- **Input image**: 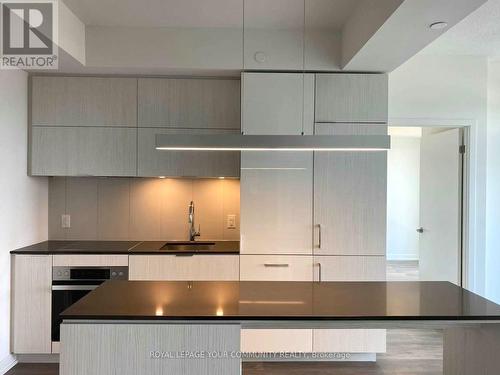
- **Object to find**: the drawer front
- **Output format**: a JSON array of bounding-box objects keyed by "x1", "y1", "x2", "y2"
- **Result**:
[
  {"x1": 241, "y1": 329, "x2": 313, "y2": 353},
  {"x1": 240, "y1": 255, "x2": 312, "y2": 281},
  {"x1": 314, "y1": 256, "x2": 386, "y2": 282},
  {"x1": 129, "y1": 255, "x2": 240, "y2": 281},
  {"x1": 53, "y1": 255, "x2": 129, "y2": 267}
]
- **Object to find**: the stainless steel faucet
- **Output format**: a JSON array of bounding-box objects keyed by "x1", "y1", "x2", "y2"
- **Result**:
[{"x1": 188, "y1": 201, "x2": 201, "y2": 241}]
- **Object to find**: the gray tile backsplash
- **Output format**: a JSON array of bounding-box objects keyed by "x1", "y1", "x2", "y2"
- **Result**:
[{"x1": 48, "y1": 177, "x2": 240, "y2": 241}]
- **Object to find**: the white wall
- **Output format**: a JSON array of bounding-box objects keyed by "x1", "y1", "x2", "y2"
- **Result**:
[
  {"x1": 486, "y1": 60, "x2": 500, "y2": 304},
  {"x1": 389, "y1": 54, "x2": 488, "y2": 295},
  {"x1": 387, "y1": 136, "x2": 421, "y2": 261},
  {"x1": 0, "y1": 71, "x2": 48, "y2": 371}
]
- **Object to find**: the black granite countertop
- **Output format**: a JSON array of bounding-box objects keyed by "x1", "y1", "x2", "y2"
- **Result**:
[
  {"x1": 61, "y1": 281, "x2": 500, "y2": 321},
  {"x1": 10, "y1": 240, "x2": 239, "y2": 255}
]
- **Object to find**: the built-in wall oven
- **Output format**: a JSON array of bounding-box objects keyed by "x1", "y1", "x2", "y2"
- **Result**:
[{"x1": 51, "y1": 266, "x2": 128, "y2": 342}]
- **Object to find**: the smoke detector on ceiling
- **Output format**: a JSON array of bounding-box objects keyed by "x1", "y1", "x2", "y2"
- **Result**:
[{"x1": 429, "y1": 22, "x2": 448, "y2": 30}]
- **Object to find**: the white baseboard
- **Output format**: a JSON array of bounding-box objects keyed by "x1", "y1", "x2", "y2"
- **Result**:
[{"x1": 0, "y1": 354, "x2": 17, "y2": 375}]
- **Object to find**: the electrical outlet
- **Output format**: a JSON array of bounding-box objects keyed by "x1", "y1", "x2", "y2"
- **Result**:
[
  {"x1": 61, "y1": 214, "x2": 71, "y2": 228},
  {"x1": 227, "y1": 214, "x2": 236, "y2": 229}
]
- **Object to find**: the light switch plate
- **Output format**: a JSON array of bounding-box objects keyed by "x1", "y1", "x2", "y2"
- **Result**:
[
  {"x1": 61, "y1": 214, "x2": 71, "y2": 228},
  {"x1": 227, "y1": 214, "x2": 236, "y2": 229}
]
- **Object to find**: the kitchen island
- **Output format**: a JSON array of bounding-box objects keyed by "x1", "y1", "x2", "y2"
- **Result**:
[{"x1": 60, "y1": 281, "x2": 500, "y2": 375}]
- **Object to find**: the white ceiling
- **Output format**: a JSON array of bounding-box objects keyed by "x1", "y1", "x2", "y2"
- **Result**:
[
  {"x1": 422, "y1": 0, "x2": 500, "y2": 58},
  {"x1": 62, "y1": 0, "x2": 361, "y2": 30}
]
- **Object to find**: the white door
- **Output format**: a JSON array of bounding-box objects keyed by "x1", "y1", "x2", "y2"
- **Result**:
[{"x1": 419, "y1": 128, "x2": 463, "y2": 284}]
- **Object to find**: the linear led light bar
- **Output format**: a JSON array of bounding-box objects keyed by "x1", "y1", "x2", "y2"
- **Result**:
[{"x1": 156, "y1": 134, "x2": 390, "y2": 151}]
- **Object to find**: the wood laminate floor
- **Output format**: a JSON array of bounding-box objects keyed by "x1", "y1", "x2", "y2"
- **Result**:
[{"x1": 6, "y1": 330, "x2": 443, "y2": 375}]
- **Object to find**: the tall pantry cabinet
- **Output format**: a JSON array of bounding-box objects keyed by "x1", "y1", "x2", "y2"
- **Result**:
[{"x1": 240, "y1": 72, "x2": 388, "y2": 354}]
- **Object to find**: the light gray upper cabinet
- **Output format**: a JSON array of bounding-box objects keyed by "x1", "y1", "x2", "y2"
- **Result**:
[
  {"x1": 242, "y1": 72, "x2": 314, "y2": 135},
  {"x1": 313, "y1": 123, "x2": 387, "y2": 256},
  {"x1": 243, "y1": 0, "x2": 304, "y2": 70},
  {"x1": 31, "y1": 77, "x2": 137, "y2": 127},
  {"x1": 31, "y1": 127, "x2": 137, "y2": 176},
  {"x1": 138, "y1": 128, "x2": 240, "y2": 178},
  {"x1": 138, "y1": 78, "x2": 240, "y2": 129},
  {"x1": 315, "y1": 74, "x2": 388, "y2": 123},
  {"x1": 30, "y1": 76, "x2": 241, "y2": 177}
]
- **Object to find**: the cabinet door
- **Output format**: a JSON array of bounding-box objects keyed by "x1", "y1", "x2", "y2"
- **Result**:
[
  {"x1": 240, "y1": 152, "x2": 313, "y2": 255},
  {"x1": 12, "y1": 255, "x2": 52, "y2": 354},
  {"x1": 31, "y1": 127, "x2": 137, "y2": 176},
  {"x1": 243, "y1": 0, "x2": 304, "y2": 70},
  {"x1": 32, "y1": 77, "x2": 137, "y2": 127},
  {"x1": 315, "y1": 74, "x2": 388, "y2": 123},
  {"x1": 314, "y1": 124, "x2": 387, "y2": 256},
  {"x1": 137, "y1": 128, "x2": 240, "y2": 177},
  {"x1": 138, "y1": 78, "x2": 240, "y2": 129},
  {"x1": 128, "y1": 255, "x2": 240, "y2": 281},
  {"x1": 242, "y1": 72, "x2": 314, "y2": 135}
]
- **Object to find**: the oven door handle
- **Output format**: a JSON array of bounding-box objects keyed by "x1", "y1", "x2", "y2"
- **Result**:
[{"x1": 51, "y1": 285, "x2": 100, "y2": 291}]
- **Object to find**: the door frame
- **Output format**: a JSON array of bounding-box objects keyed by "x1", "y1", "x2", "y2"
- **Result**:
[{"x1": 388, "y1": 118, "x2": 475, "y2": 289}]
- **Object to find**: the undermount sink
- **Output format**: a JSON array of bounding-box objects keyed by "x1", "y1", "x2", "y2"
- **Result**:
[{"x1": 160, "y1": 242, "x2": 216, "y2": 252}]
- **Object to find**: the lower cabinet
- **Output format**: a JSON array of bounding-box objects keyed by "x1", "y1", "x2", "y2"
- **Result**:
[
  {"x1": 128, "y1": 255, "x2": 240, "y2": 281},
  {"x1": 312, "y1": 255, "x2": 387, "y2": 354},
  {"x1": 239, "y1": 255, "x2": 386, "y2": 354},
  {"x1": 11, "y1": 255, "x2": 52, "y2": 354},
  {"x1": 240, "y1": 255, "x2": 313, "y2": 353}
]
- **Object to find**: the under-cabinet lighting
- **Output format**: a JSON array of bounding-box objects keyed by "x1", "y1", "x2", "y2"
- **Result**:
[
  {"x1": 239, "y1": 300, "x2": 306, "y2": 305},
  {"x1": 241, "y1": 167, "x2": 307, "y2": 171},
  {"x1": 155, "y1": 134, "x2": 390, "y2": 152}
]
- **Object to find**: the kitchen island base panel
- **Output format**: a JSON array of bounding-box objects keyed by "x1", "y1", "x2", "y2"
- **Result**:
[
  {"x1": 444, "y1": 325, "x2": 500, "y2": 375},
  {"x1": 60, "y1": 323, "x2": 240, "y2": 375},
  {"x1": 61, "y1": 322, "x2": 500, "y2": 375}
]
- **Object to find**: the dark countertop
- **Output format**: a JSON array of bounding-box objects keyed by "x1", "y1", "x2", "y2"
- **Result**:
[
  {"x1": 61, "y1": 281, "x2": 500, "y2": 321},
  {"x1": 10, "y1": 240, "x2": 239, "y2": 255}
]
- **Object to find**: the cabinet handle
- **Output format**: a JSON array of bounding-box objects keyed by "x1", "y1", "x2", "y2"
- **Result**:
[
  {"x1": 317, "y1": 224, "x2": 322, "y2": 249},
  {"x1": 264, "y1": 263, "x2": 289, "y2": 268},
  {"x1": 315, "y1": 262, "x2": 322, "y2": 282}
]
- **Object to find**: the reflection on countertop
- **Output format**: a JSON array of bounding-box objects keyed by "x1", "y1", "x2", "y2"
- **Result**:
[{"x1": 61, "y1": 280, "x2": 500, "y2": 321}]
